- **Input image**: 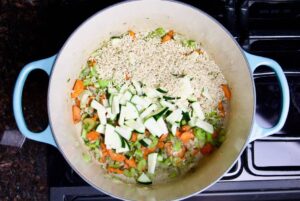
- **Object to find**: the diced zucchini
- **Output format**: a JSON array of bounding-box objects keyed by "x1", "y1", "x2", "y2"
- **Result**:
[
  {"x1": 187, "y1": 96, "x2": 197, "y2": 103},
  {"x1": 152, "y1": 107, "x2": 168, "y2": 120},
  {"x1": 125, "y1": 118, "x2": 145, "y2": 133},
  {"x1": 166, "y1": 109, "x2": 183, "y2": 124},
  {"x1": 140, "y1": 104, "x2": 158, "y2": 119},
  {"x1": 128, "y1": 85, "x2": 137, "y2": 95},
  {"x1": 195, "y1": 120, "x2": 214, "y2": 133},
  {"x1": 191, "y1": 102, "x2": 205, "y2": 120},
  {"x1": 111, "y1": 37, "x2": 121, "y2": 47},
  {"x1": 148, "y1": 153, "x2": 158, "y2": 174},
  {"x1": 124, "y1": 102, "x2": 139, "y2": 120},
  {"x1": 96, "y1": 124, "x2": 105, "y2": 134},
  {"x1": 171, "y1": 123, "x2": 178, "y2": 135},
  {"x1": 104, "y1": 124, "x2": 122, "y2": 149},
  {"x1": 156, "y1": 88, "x2": 168, "y2": 94},
  {"x1": 111, "y1": 95, "x2": 120, "y2": 115},
  {"x1": 188, "y1": 117, "x2": 198, "y2": 127},
  {"x1": 118, "y1": 105, "x2": 126, "y2": 125},
  {"x1": 91, "y1": 100, "x2": 107, "y2": 125},
  {"x1": 131, "y1": 95, "x2": 151, "y2": 109},
  {"x1": 160, "y1": 100, "x2": 176, "y2": 111},
  {"x1": 116, "y1": 138, "x2": 130, "y2": 153},
  {"x1": 115, "y1": 126, "x2": 133, "y2": 140},
  {"x1": 137, "y1": 173, "x2": 152, "y2": 185},
  {"x1": 108, "y1": 87, "x2": 118, "y2": 95},
  {"x1": 145, "y1": 88, "x2": 162, "y2": 98},
  {"x1": 120, "y1": 90, "x2": 132, "y2": 105},
  {"x1": 140, "y1": 138, "x2": 152, "y2": 147},
  {"x1": 132, "y1": 80, "x2": 143, "y2": 95},
  {"x1": 157, "y1": 117, "x2": 168, "y2": 135},
  {"x1": 144, "y1": 117, "x2": 163, "y2": 137}
]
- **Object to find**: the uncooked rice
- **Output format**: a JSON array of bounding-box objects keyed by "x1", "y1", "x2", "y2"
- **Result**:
[{"x1": 90, "y1": 31, "x2": 226, "y2": 112}]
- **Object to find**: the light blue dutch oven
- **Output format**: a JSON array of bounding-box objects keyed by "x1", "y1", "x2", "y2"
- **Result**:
[{"x1": 13, "y1": 0, "x2": 290, "y2": 200}]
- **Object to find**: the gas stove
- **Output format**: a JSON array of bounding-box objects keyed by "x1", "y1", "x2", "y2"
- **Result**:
[{"x1": 48, "y1": 0, "x2": 300, "y2": 200}]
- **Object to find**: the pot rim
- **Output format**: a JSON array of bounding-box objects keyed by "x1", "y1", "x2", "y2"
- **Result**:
[{"x1": 47, "y1": 0, "x2": 256, "y2": 200}]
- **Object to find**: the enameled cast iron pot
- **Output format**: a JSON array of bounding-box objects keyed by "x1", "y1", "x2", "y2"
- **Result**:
[{"x1": 13, "y1": 1, "x2": 290, "y2": 200}]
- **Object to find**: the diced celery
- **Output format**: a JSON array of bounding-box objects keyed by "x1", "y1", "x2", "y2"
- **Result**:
[
  {"x1": 137, "y1": 159, "x2": 147, "y2": 171},
  {"x1": 98, "y1": 79, "x2": 110, "y2": 88},
  {"x1": 182, "y1": 40, "x2": 196, "y2": 49},
  {"x1": 148, "y1": 27, "x2": 166, "y2": 38},
  {"x1": 194, "y1": 128, "x2": 206, "y2": 142},
  {"x1": 173, "y1": 140, "x2": 182, "y2": 152}
]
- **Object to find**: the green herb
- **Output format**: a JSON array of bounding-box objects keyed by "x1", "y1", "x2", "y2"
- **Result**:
[
  {"x1": 182, "y1": 39, "x2": 196, "y2": 49},
  {"x1": 82, "y1": 152, "x2": 91, "y2": 163},
  {"x1": 98, "y1": 79, "x2": 110, "y2": 89},
  {"x1": 148, "y1": 27, "x2": 166, "y2": 38},
  {"x1": 156, "y1": 88, "x2": 168, "y2": 94}
]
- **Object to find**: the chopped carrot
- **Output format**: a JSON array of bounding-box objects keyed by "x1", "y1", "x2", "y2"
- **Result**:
[
  {"x1": 72, "y1": 105, "x2": 81, "y2": 124},
  {"x1": 125, "y1": 71, "x2": 131, "y2": 80},
  {"x1": 201, "y1": 143, "x2": 214, "y2": 155},
  {"x1": 167, "y1": 30, "x2": 174, "y2": 38},
  {"x1": 159, "y1": 134, "x2": 168, "y2": 142},
  {"x1": 175, "y1": 130, "x2": 181, "y2": 138},
  {"x1": 92, "y1": 114, "x2": 98, "y2": 121},
  {"x1": 142, "y1": 146, "x2": 156, "y2": 158},
  {"x1": 71, "y1": 80, "x2": 84, "y2": 98},
  {"x1": 75, "y1": 98, "x2": 80, "y2": 107},
  {"x1": 125, "y1": 158, "x2": 137, "y2": 168},
  {"x1": 108, "y1": 150, "x2": 126, "y2": 162},
  {"x1": 221, "y1": 84, "x2": 231, "y2": 100},
  {"x1": 128, "y1": 30, "x2": 136, "y2": 40},
  {"x1": 180, "y1": 131, "x2": 194, "y2": 144},
  {"x1": 161, "y1": 34, "x2": 172, "y2": 43},
  {"x1": 131, "y1": 132, "x2": 138, "y2": 142},
  {"x1": 107, "y1": 167, "x2": 123, "y2": 174},
  {"x1": 99, "y1": 94, "x2": 106, "y2": 105},
  {"x1": 193, "y1": 148, "x2": 200, "y2": 156},
  {"x1": 218, "y1": 101, "x2": 225, "y2": 117},
  {"x1": 157, "y1": 141, "x2": 164, "y2": 149},
  {"x1": 164, "y1": 142, "x2": 173, "y2": 156},
  {"x1": 86, "y1": 131, "x2": 100, "y2": 141},
  {"x1": 181, "y1": 125, "x2": 191, "y2": 132}
]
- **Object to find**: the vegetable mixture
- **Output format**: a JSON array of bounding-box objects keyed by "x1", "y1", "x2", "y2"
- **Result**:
[{"x1": 71, "y1": 28, "x2": 231, "y2": 184}]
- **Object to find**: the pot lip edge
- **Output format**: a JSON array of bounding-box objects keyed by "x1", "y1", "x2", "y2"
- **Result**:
[{"x1": 46, "y1": 0, "x2": 256, "y2": 200}]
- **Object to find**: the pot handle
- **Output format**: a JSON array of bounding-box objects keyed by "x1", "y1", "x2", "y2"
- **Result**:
[
  {"x1": 244, "y1": 52, "x2": 290, "y2": 142},
  {"x1": 13, "y1": 56, "x2": 57, "y2": 147}
]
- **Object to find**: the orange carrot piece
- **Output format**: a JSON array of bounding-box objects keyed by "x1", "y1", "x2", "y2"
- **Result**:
[
  {"x1": 159, "y1": 134, "x2": 168, "y2": 142},
  {"x1": 180, "y1": 131, "x2": 194, "y2": 144},
  {"x1": 201, "y1": 143, "x2": 214, "y2": 155},
  {"x1": 75, "y1": 98, "x2": 80, "y2": 107},
  {"x1": 218, "y1": 101, "x2": 225, "y2": 117},
  {"x1": 72, "y1": 105, "x2": 81, "y2": 124},
  {"x1": 125, "y1": 158, "x2": 137, "y2": 168},
  {"x1": 107, "y1": 167, "x2": 124, "y2": 174},
  {"x1": 167, "y1": 30, "x2": 174, "y2": 38},
  {"x1": 176, "y1": 147, "x2": 186, "y2": 158},
  {"x1": 86, "y1": 131, "x2": 100, "y2": 141},
  {"x1": 195, "y1": 49, "x2": 204, "y2": 54},
  {"x1": 87, "y1": 58, "x2": 97, "y2": 67},
  {"x1": 131, "y1": 132, "x2": 138, "y2": 142},
  {"x1": 71, "y1": 80, "x2": 84, "y2": 98},
  {"x1": 161, "y1": 34, "x2": 172, "y2": 43},
  {"x1": 125, "y1": 71, "x2": 131, "y2": 80},
  {"x1": 142, "y1": 146, "x2": 156, "y2": 158},
  {"x1": 176, "y1": 130, "x2": 181, "y2": 138},
  {"x1": 221, "y1": 84, "x2": 231, "y2": 100},
  {"x1": 157, "y1": 141, "x2": 164, "y2": 149},
  {"x1": 108, "y1": 150, "x2": 126, "y2": 162},
  {"x1": 181, "y1": 125, "x2": 191, "y2": 132},
  {"x1": 128, "y1": 30, "x2": 136, "y2": 40}
]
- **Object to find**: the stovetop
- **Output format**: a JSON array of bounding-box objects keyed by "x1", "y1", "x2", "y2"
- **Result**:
[{"x1": 47, "y1": 0, "x2": 300, "y2": 200}]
